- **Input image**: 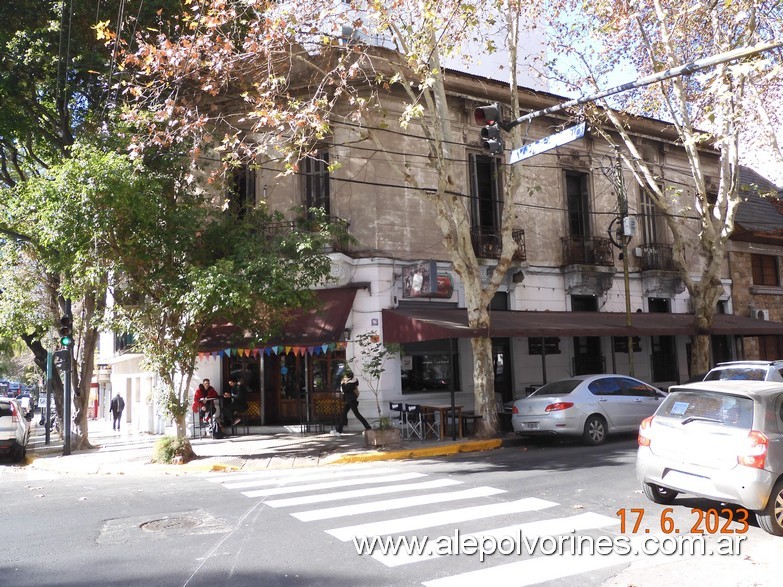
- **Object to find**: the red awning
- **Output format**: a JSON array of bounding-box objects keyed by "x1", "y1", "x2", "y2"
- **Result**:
[
  {"x1": 382, "y1": 307, "x2": 783, "y2": 343},
  {"x1": 201, "y1": 287, "x2": 359, "y2": 350}
]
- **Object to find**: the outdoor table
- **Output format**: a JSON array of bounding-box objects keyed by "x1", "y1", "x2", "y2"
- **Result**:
[{"x1": 418, "y1": 403, "x2": 462, "y2": 440}]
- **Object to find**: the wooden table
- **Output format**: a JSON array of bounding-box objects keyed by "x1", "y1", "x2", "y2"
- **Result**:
[{"x1": 419, "y1": 403, "x2": 463, "y2": 439}]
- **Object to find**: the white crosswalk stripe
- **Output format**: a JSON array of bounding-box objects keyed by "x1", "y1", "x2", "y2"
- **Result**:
[
  {"x1": 266, "y1": 478, "x2": 463, "y2": 508},
  {"x1": 421, "y1": 550, "x2": 630, "y2": 587},
  {"x1": 241, "y1": 472, "x2": 427, "y2": 498},
  {"x1": 326, "y1": 497, "x2": 558, "y2": 542},
  {"x1": 211, "y1": 467, "x2": 403, "y2": 490},
  {"x1": 292, "y1": 486, "x2": 506, "y2": 521}
]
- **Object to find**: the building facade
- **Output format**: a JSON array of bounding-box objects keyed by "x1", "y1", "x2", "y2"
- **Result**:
[{"x1": 96, "y1": 66, "x2": 783, "y2": 434}]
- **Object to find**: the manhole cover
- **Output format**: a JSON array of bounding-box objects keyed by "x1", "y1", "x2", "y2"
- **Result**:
[{"x1": 140, "y1": 516, "x2": 202, "y2": 533}]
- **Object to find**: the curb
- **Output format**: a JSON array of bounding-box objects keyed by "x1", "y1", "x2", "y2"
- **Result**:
[{"x1": 309, "y1": 438, "x2": 503, "y2": 464}]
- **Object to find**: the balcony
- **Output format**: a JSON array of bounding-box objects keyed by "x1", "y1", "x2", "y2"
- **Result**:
[
  {"x1": 561, "y1": 236, "x2": 614, "y2": 267},
  {"x1": 470, "y1": 228, "x2": 526, "y2": 261},
  {"x1": 638, "y1": 242, "x2": 684, "y2": 297},
  {"x1": 561, "y1": 236, "x2": 616, "y2": 296},
  {"x1": 638, "y1": 243, "x2": 676, "y2": 271}
]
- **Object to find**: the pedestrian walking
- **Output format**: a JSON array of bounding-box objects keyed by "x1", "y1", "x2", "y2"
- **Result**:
[
  {"x1": 109, "y1": 392, "x2": 125, "y2": 431},
  {"x1": 331, "y1": 369, "x2": 371, "y2": 436}
]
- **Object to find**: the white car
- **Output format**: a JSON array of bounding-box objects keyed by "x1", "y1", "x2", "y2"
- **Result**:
[
  {"x1": 0, "y1": 397, "x2": 33, "y2": 463},
  {"x1": 637, "y1": 380, "x2": 783, "y2": 536},
  {"x1": 703, "y1": 360, "x2": 783, "y2": 383},
  {"x1": 512, "y1": 374, "x2": 666, "y2": 445}
]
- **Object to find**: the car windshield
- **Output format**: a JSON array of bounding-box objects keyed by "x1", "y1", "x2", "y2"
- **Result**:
[
  {"x1": 704, "y1": 367, "x2": 766, "y2": 381},
  {"x1": 530, "y1": 380, "x2": 581, "y2": 397},
  {"x1": 658, "y1": 391, "x2": 754, "y2": 429}
]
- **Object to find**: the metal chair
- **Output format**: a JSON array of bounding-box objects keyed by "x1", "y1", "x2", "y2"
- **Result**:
[
  {"x1": 422, "y1": 408, "x2": 441, "y2": 440},
  {"x1": 389, "y1": 401, "x2": 405, "y2": 431},
  {"x1": 403, "y1": 404, "x2": 425, "y2": 440}
]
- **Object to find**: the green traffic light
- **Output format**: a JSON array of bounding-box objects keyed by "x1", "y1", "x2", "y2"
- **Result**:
[{"x1": 60, "y1": 335, "x2": 73, "y2": 346}]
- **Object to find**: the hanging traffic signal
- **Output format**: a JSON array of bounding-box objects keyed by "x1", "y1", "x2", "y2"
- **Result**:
[
  {"x1": 59, "y1": 314, "x2": 73, "y2": 346},
  {"x1": 474, "y1": 104, "x2": 504, "y2": 154}
]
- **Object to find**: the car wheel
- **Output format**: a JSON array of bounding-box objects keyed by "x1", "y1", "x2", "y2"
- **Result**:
[
  {"x1": 10, "y1": 444, "x2": 25, "y2": 464},
  {"x1": 582, "y1": 415, "x2": 607, "y2": 445},
  {"x1": 757, "y1": 479, "x2": 783, "y2": 536},
  {"x1": 642, "y1": 482, "x2": 679, "y2": 505}
]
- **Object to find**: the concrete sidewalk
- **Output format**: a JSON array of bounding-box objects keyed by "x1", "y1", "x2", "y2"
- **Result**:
[{"x1": 24, "y1": 417, "x2": 514, "y2": 475}]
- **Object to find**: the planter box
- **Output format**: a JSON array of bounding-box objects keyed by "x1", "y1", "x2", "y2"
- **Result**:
[{"x1": 364, "y1": 427, "x2": 402, "y2": 447}]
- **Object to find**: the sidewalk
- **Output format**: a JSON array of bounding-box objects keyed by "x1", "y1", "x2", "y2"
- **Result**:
[{"x1": 24, "y1": 417, "x2": 515, "y2": 475}]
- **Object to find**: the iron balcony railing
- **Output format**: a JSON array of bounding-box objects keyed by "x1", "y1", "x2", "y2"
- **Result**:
[
  {"x1": 639, "y1": 243, "x2": 677, "y2": 271},
  {"x1": 561, "y1": 236, "x2": 614, "y2": 267},
  {"x1": 471, "y1": 228, "x2": 526, "y2": 261}
]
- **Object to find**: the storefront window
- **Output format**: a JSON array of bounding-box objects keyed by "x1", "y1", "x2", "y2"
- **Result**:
[{"x1": 400, "y1": 339, "x2": 459, "y2": 394}]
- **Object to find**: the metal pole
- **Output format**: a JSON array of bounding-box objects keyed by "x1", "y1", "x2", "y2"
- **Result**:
[
  {"x1": 63, "y1": 299, "x2": 71, "y2": 456},
  {"x1": 449, "y1": 338, "x2": 456, "y2": 441},
  {"x1": 614, "y1": 151, "x2": 636, "y2": 378},
  {"x1": 45, "y1": 351, "x2": 52, "y2": 445},
  {"x1": 502, "y1": 41, "x2": 783, "y2": 130}
]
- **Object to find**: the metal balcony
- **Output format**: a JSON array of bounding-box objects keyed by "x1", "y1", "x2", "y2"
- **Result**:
[
  {"x1": 471, "y1": 228, "x2": 526, "y2": 261},
  {"x1": 639, "y1": 243, "x2": 676, "y2": 271},
  {"x1": 561, "y1": 236, "x2": 614, "y2": 267}
]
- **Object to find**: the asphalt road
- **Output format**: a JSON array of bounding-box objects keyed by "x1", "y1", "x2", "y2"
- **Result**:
[{"x1": 1, "y1": 433, "x2": 781, "y2": 586}]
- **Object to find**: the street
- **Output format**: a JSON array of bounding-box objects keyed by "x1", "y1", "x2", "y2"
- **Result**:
[{"x1": 2, "y1": 434, "x2": 781, "y2": 586}]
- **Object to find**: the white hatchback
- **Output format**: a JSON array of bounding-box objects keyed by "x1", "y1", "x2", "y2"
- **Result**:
[{"x1": 637, "y1": 381, "x2": 783, "y2": 536}]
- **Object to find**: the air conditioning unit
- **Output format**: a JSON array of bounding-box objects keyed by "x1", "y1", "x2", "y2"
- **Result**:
[{"x1": 752, "y1": 308, "x2": 770, "y2": 320}]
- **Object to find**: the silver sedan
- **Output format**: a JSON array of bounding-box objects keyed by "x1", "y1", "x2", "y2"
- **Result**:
[{"x1": 511, "y1": 374, "x2": 666, "y2": 445}]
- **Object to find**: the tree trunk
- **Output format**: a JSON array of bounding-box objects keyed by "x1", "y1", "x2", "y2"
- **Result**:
[
  {"x1": 471, "y1": 336, "x2": 499, "y2": 437},
  {"x1": 175, "y1": 412, "x2": 189, "y2": 439}
]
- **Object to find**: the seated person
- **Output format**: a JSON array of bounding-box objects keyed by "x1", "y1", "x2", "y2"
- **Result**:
[
  {"x1": 225, "y1": 377, "x2": 249, "y2": 427},
  {"x1": 192, "y1": 380, "x2": 219, "y2": 424}
]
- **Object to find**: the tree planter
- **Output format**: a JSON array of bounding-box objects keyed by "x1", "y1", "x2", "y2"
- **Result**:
[{"x1": 364, "y1": 427, "x2": 402, "y2": 447}]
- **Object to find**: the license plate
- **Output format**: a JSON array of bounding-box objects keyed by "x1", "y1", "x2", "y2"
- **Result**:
[{"x1": 522, "y1": 422, "x2": 539, "y2": 430}]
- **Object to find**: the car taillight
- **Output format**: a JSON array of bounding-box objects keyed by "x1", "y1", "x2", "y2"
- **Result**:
[
  {"x1": 10, "y1": 403, "x2": 19, "y2": 423},
  {"x1": 738, "y1": 430, "x2": 768, "y2": 469},
  {"x1": 545, "y1": 402, "x2": 574, "y2": 412},
  {"x1": 638, "y1": 416, "x2": 654, "y2": 447},
  {"x1": 512, "y1": 405, "x2": 518, "y2": 414}
]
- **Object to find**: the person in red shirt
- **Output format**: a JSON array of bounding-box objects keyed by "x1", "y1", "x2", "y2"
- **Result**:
[{"x1": 193, "y1": 379, "x2": 219, "y2": 423}]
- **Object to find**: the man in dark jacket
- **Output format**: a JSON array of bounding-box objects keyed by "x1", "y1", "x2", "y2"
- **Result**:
[{"x1": 109, "y1": 392, "x2": 125, "y2": 431}]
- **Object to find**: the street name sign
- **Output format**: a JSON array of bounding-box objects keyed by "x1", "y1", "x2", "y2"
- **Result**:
[{"x1": 509, "y1": 122, "x2": 587, "y2": 164}]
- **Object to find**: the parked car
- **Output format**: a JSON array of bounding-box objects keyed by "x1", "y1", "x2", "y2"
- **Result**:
[
  {"x1": 511, "y1": 374, "x2": 666, "y2": 445},
  {"x1": 702, "y1": 360, "x2": 783, "y2": 383},
  {"x1": 636, "y1": 380, "x2": 783, "y2": 536},
  {"x1": 0, "y1": 397, "x2": 33, "y2": 463}
]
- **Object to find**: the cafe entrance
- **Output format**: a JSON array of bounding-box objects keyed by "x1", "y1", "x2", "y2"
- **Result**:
[{"x1": 263, "y1": 349, "x2": 347, "y2": 424}]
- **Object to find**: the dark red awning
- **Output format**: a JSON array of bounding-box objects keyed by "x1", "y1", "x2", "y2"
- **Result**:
[
  {"x1": 201, "y1": 287, "x2": 359, "y2": 350},
  {"x1": 382, "y1": 307, "x2": 783, "y2": 343}
]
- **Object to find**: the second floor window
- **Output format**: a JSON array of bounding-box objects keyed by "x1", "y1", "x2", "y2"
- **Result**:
[
  {"x1": 565, "y1": 171, "x2": 590, "y2": 237},
  {"x1": 469, "y1": 153, "x2": 502, "y2": 234},
  {"x1": 301, "y1": 150, "x2": 331, "y2": 216},
  {"x1": 228, "y1": 166, "x2": 256, "y2": 219},
  {"x1": 640, "y1": 186, "x2": 666, "y2": 244},
  {"x1": 752, "y1": 254, "x2": 779, "y2": 286}
]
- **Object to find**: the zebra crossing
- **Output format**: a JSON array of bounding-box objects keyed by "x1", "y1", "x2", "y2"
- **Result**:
[{"x1": 204, "y1": 465, "x2": 628, "y2": 586}]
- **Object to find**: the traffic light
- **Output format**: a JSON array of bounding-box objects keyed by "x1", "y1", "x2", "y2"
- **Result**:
[
  {"x1": 474, "y1": 104, "x2": 504, "y2": 154},
  {"x1": 59, "y1": 314, "x2": 73, "y2": 347}
]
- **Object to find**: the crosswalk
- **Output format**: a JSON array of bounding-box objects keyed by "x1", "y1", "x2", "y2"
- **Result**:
[{"x1": 204, "y1": 465, "x2": 627, "y2": 586}]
